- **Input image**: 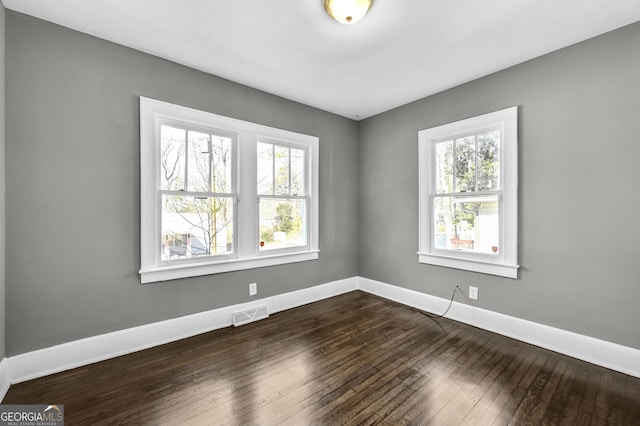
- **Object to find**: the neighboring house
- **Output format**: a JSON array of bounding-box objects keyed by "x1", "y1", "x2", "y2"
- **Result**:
[{"x1": 161, "y1": 213, "x2": 230, "y2": 259}]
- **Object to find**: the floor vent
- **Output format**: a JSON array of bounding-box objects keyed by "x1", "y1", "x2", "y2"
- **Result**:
[{"x1": 232, "y1": 305, "x2": 269, "y2": 327}]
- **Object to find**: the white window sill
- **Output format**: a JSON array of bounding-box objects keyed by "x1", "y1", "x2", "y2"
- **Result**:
[
  {"x1": 140, "y1": 250, "x2": 319, "y2": 284},
  {"x1": 417, "y1": 252, "x2": 519, "y2": 279}
]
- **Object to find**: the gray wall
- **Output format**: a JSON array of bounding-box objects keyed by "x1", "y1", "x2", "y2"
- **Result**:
[
  {"x1": 359, "y1": 21, "x2": 640, "y2": 349},
  {"x1": 5, "y1": 12, "x2": 360, "y2": 355},
  {"x1": 0, "y1": 2, "x2": 6, "y2": 359}
]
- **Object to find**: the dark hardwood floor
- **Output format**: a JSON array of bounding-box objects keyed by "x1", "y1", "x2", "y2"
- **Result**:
[{"x1": 4, "y1": 291, "x2": 640, "y2": 425}]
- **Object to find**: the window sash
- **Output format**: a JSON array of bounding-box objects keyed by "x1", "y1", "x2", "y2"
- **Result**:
[
  {"x1": 257, "y1": 195, "x2": 310, "y2": 254},
  {"x1": 430, "y1": 192, "x2": 502, "y2": 256},
  {"x1": 159, "y1": 194, "x2": 237, "y2": 265},
  {"x1": 433, "y1": 126, "x2": 501, "y2": 195},
  {"x1": 257, "y1": 138, "x2": 309, "y2": 197}
]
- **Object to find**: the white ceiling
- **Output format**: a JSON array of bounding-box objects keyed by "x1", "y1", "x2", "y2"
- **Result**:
[{"x1": 5, "y1": 0, "x2": 640, "y2": 120}]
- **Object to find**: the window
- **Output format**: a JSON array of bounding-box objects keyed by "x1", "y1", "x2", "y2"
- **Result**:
[
  {"x1": 159, "y1": 123, "x2": 236, "y2": 262},
  {"x1": 140, "y1": 97, "x2": 319, "y2": 283},
  {"x1": 257, "y1": 141, "x2": 309, "y2": 252},
  {"x1": 418, "y1": 107, "x2": 518, "y2": 278}
]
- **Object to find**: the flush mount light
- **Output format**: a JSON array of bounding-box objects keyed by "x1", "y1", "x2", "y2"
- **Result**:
[{"x1": 324, "y1": 0, "x2": 374, "y2": 25}]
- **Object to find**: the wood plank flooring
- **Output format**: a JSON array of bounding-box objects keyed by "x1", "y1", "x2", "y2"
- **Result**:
[{"x1": 4, "y1": 291, "x2": 640, "y2": 425}]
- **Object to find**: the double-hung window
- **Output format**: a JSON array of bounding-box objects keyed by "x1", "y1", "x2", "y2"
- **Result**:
[
  {"x1": 158, "y1": 122, "x2": 236, "y2": 262},
  {"x1": 257, "y1": 140, "x2": 309, "y2": 253},
  {"x1": 418, "y1": 107, "x2": 519, "y2": 278},
  {"x1": 140, "y1": 97, "x2": 319, "y2": 283}
]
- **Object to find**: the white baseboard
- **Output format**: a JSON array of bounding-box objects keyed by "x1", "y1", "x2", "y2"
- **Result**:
[
  {"x1": 7, "y1": 277, "x2": 357, "y2": 385},
  {"x1": 3, "y1": 274, "x2": 638, "y2": 394},
  {"x1": 0, "y1": 358, "x2": 10, "y2": 401},
  {"x1": 357, "y1": 277, "x2": 640, "y2": 378}
]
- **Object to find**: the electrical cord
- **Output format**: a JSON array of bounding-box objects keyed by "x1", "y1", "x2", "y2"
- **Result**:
[{"x1": 414, "y1": 285, "x2": 464, "y2": 319}]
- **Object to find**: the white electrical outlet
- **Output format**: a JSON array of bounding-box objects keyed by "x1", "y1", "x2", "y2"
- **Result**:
[
  {"x1": 249, "y1": 283, "x2": 257, "y2": 296},
  {"x1": 469, "y1": 286, "x2": 478, "y2": 300}
]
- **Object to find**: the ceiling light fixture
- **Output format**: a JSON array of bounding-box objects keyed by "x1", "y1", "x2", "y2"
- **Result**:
[{"x1": 324, "y1": 0, "x2": 374, "y2": 25}]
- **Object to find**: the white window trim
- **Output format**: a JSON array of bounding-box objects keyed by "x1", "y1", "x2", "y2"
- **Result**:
[
  {"x1": 140, "y1": 97, "x2": 319, "y2": 283},
  {"x1": 418, "y1": 106, "x2": 519, "y2": 279}
]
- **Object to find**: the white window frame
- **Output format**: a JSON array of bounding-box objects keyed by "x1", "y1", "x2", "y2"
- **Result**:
[
  {"x1": 140, "y1": 97, "x2": 319, "y2": 283},
  {"x1": 418, "y1": 106, "x2": 519, "y2": 279}
]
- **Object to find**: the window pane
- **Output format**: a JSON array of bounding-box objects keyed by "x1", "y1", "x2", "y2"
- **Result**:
[
  {"x1": 257, "y1": 142, "x2": 273, "y2": 195},
  {"x1": 291, "y1": 148, "x2": 305, "y2": 196},
  {"x1": 477, "y1": 130, "x2": 500, "y2": 191},
  {"x1": 212, "y1": 135, "x2": 233, "y2": 193},
  {"x1": 455, "y1": 135, "x2": 476, "y2": 192},
  {"x1": 187, "y1": 131, "x2": 210, "y2": 192},
  {"x1": 160, "y1": 125, "x2": 186, "y2": 190},
  {"x1": 162, "y1": 195, "x2": 234, "y2": 260},
  {"x1": 433, "y1": 195, "x2": 499, "y2": 253},
  {"x1": 259, "y1": 198, "x2": 307, "y2": 251},
  {"x1": 435, "y1": 140, "x2": 453, "y2": 194},
  {"x1": 274, "y1": 146, "x2": 290, "y2": 195}
]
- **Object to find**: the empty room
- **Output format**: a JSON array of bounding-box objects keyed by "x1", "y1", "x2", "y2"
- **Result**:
[{"x1": 0, "y1": 0, "x2": 639, "y2": 424}]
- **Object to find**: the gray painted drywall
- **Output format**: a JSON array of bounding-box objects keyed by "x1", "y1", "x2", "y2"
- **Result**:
[
  {"x1": 5, "y1": 12, "x2": 360, "y2": 355},
  {"x1": 359, "y1": 21, "x2": 640, "y2": 349},
  {"x1": 0, "y1": 2, "x2": 6, "y2": 359}
]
